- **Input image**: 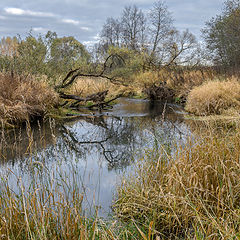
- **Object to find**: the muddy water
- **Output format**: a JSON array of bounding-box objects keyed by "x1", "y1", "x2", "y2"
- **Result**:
[{"x1": 0, "y1": 98, "x2": 191, "y2": 217}]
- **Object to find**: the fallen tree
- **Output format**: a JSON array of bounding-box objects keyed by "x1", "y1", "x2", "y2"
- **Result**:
[
  {"x1": 56, "y1": 54, "x2": 125, "y2": 111},
  {"x1": 59, "y1": 90, "x2": 122, "y2": 110}
]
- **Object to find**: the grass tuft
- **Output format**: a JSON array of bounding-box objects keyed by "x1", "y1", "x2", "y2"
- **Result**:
[
  {"x1": 114, "y1": 126, "x2": 240, "y2": 239},
  {"x1": 0, "y1": 73, "x2": 58, "y2": 125},
  {"x1": 185, "y1": 78, "x2": 240, "y2": 116}
]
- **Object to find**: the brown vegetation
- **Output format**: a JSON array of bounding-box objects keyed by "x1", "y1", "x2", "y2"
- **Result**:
[
  {"x1": 185, "y1": 78, "x2": 240, "y2": 116},
  {"x1": 69, "y1": 69, "x2": 215, "y2": 103},
  {"x1": 114, "y1": 126, "x2": 240, "y2": 239},
  {"x1": 0, "y1": 73, "x2": 58, "y2": 125}
]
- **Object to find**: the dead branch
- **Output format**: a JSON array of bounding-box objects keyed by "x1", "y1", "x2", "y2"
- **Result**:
[
  {"x1": 55, "y1": 54, "x2": 127, "y2": 90},
  {"x1": 59, "y1": 90, "x2": 123, "y2": 111},
  {"x1": 87, "y1": 94, "x2": 123, "y2": 109},
  {"x1": 56, "y1": 54, "x2": 126, "y2": 112}
]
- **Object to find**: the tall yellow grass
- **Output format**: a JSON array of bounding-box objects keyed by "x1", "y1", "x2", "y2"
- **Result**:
[
  {"x1": 185, "y1": 78, "x2": 240, "y2": 116},
  {"x1": 70, "y1": 77, "x2": 142, "y2": 98},
  {"x1": 0, "y1": 73, "x2": 58, "y2": 125},
  {"x1": 114, "y1": 126, "x2": 240, "y2": 239},
  {"x1": 70, "y1": 69, "x2": 214, "y2": 101}
]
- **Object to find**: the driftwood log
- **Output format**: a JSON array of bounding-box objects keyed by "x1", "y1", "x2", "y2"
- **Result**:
[{"x1": 59, "y1": 90, "x2": 122, "y2": 110}]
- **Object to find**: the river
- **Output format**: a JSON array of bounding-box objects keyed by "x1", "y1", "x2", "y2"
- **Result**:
[{"x1": 0, "y1": 98, "x2": 192, "y2": 217}]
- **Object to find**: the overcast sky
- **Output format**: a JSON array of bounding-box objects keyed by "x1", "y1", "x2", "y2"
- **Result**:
[{"x1": 0, "y1": 0, "x2": 224, "y2": 46}]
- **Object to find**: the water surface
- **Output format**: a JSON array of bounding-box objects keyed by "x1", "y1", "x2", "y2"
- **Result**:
[{"x1": 0, "y1": 98, "x2": 191, "y2": 216}]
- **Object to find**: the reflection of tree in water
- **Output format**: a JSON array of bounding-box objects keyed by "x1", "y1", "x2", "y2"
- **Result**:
[
  {"x1": 57, "y1": 116, "x2": 139, "y2": 171},
  {"x1": 0, "y1": 120, "x2": 57, "y2": 165},
  {"x1": 55, "y1": 105, "x2": 189, "y2": 170},
  {"x1": 0, "y1": 102, "x2": 190, "y2": 171}
]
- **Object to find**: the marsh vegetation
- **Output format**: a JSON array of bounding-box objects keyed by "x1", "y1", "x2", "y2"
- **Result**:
[{"x1": 0, "y1": 0, "x2": 240, "y2": 239}]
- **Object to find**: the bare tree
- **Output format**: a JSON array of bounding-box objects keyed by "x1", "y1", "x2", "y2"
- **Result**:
[
  {"x1": 97, "y1": 1, "x2": 199, "y2": 70},
  {"x1": 121, "y1": 5, "x2": 146, "y2": 50},
  {"x1": 149, "y1": 1, "x2": 174, "y2": 56},
  {"x1": 166, "y1": 30, "x2": 198, "y2": 66},
  {"x1": 100, "y1": 17, "x2": 121, "y2": 47},
  {"x1": 0, "y1": 36, "x2": 18, "y2": 57}
]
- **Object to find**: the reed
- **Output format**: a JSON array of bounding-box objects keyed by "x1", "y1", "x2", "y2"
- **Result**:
[
  {"x1": 114, "y1": 124, "x2": 240, "y2": 239},
  {"x1": 0, "y1": 150, "x2": 118, "y2": 239},
  {"x1": 0, "y1": 73, "x2": 58, "y2": 126}
]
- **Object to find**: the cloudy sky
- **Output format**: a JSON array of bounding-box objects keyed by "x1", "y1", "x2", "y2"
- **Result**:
[{"x1": 0, "y1": 0, "x2": 224, "y2": 46}]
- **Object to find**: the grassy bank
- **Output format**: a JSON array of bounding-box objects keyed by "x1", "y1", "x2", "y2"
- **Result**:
[
  {"x1": 0, "y1": 73, "x2": 58, "y2": 127},
  {"x1": 69, "y1": 68, "x2": 215, "y2": 101},
  {"x1": 185, "y1": 77, "x2": 240, "y2": 116},
  {"x1": 0, "y1": 121, "x2": 240, "y2": 239},
  {"x1": 114, "y1": 125, "x2": 240, "y2": 239}
]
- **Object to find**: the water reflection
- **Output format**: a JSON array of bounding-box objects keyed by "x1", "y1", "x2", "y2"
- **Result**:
[{"x1": 0, "y1": 98, "x2": 191, "y2": 216}]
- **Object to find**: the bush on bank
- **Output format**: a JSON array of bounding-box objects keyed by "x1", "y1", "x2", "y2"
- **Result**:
[{"x1": 185, "y1": 78, "x2": 240, "y2": 116}]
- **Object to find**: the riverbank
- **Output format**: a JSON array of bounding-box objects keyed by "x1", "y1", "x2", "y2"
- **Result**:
[
  {"x1": 0, "y1": 73, "x2": 58, "y2": 128},
  {"x1": 1, "y1": 69, "x2": 240, "y2": 128},
  {"x1": 0, "y1": 116, "x2": 239, "y2": 239}
]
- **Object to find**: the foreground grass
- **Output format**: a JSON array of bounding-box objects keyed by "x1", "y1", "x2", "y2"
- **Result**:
[
  {"x1": 114, "y1": 125, "x2": 240, "y2": 239},
  {"x1": 0, "y1": 163, "x2": 154, "y2": 240},
  {"x1": 1, "y1": 121, "x2": 240, "y2": 239}
]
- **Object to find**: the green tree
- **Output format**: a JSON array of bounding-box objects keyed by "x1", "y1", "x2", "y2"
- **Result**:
[
  {"x1": 17, "y1": 35, "x2": 47, "y2": 74},
  {"x1": 202, "y1": 0, "x2": 240, "y2": 68},
  {"x1": 48, "y1": 36, "x2": 90, "y2": 75}
]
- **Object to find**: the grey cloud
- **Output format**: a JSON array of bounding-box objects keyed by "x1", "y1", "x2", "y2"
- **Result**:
[{"x1": 0, "y1": 0, "x2": 224, "y2": 45}]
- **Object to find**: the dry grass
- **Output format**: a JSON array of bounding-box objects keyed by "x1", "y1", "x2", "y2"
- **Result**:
[
  {"x1": 70, "y1": 77, "x2": 142, "y2": 98},
  {"x1": 133, "y1": 71, "x2": 162, "y2": 87},
  {"x1": 114, "y1": 125, "x2": 240, "y2": 239},
  {"x1": 167, "y1": 69, "x2": 215, "y2": 96},
  {"x1": 0, "y1": 166, "x2": 117, "y2": 240},
  {"x1": 132, "y1": 69, "x2": 215, "y2": 100},
  {"x1": 0, "y1": 73, "x2": 58, "y2": 125},
  {"x1": 70, "y1": 69, "x2": 214, "y2": 101},
  {"x1": 185, "y1": 78, "x2": 240, "y2": 116}
]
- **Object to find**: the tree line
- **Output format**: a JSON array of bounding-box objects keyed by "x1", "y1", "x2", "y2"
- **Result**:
[
  {"x1": 97, "y1": 1, "x2": 199, "y2": 70},
  {"x1": 0, "y1": 31, "x2": 90, "y2": 80},
  {"x1": 0, "y1": 0, "x2": 239, "y2": 79}
]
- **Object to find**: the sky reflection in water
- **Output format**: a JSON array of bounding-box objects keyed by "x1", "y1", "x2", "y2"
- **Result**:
[{"x1": 0, "y1": 99, "x2": 191, "y2": 217}]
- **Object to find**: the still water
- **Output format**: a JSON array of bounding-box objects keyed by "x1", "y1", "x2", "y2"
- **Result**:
[{"x1": 0, "y1": 98, "x2": 191, "y2": 217}]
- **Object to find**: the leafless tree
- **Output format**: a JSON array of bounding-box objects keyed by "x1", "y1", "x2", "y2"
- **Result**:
[
  {"x1": 98, "y1": 1, "x2": 199, "y2": 70},
  {"x1": 100, "y1": 17, "x2": 121, "y2": 47},
  {"x1": 148, "y1": 1, "x2": 174, "y2": 56},
  {"x1": 121, "y1": 5, "x2": 146, "y2": 50},
  {"x1": 166, "y1": 30, "x2": 198, "y2": 66}
]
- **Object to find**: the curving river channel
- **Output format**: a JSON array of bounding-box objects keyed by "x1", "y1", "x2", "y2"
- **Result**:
[{"x1": 0, "y1": 98, "x2": 192, "y2": 217}]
